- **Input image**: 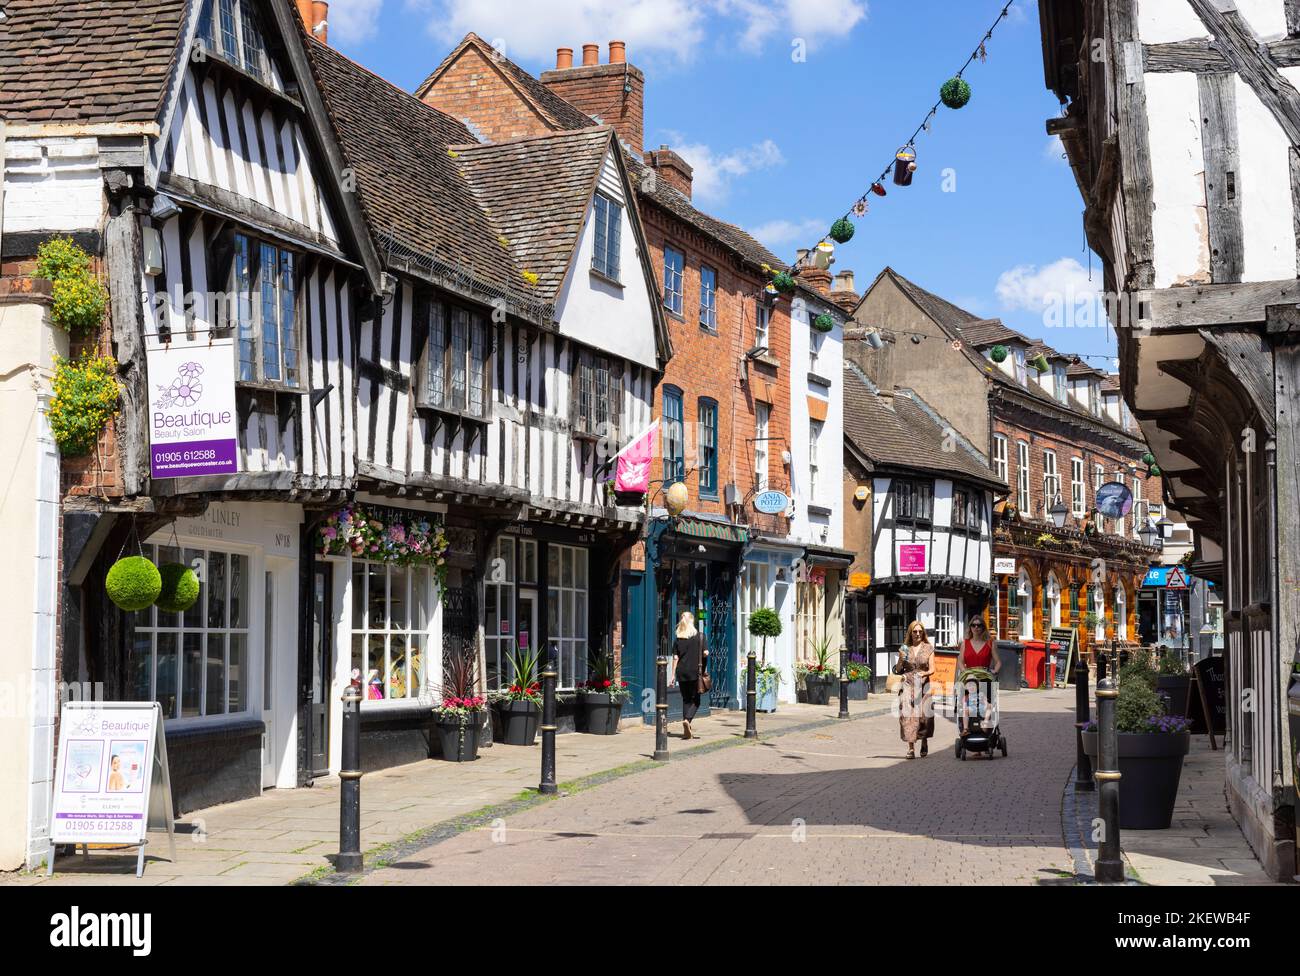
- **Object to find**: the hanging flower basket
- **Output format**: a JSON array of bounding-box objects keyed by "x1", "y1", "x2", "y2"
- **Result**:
[
  {"x1": 990, "y1": 344, "x2": 1008, "y2": 363},
  {"x1": 106, "y1": 556, "x2": 163, "y2": 612},
  {"x1": 940, "y1": 77, "x2": 972, "y2": 109},
  {"x1": 828, "y1": 217, "x2": 855, "y2": 244},
  {"x1": 1141, "y1": 452, "x2": 1156, "y2": 466},
  {"x1": 156, "y1": 563, "x2": 200, "y2": 613},
  {"x1": 771, "y1": 271, "x2": 796, "y2": 294},
  {"x1": 812, "y1": 313, "x2": 835, "y2": 333},
  {"x1": 318, "y1": 503, "x2": 450, "y2": 587}
]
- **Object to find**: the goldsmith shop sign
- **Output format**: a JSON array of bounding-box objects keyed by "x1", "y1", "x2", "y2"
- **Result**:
[{"x1": 147, "y1": 340, "x2": 239, "y2": 479}]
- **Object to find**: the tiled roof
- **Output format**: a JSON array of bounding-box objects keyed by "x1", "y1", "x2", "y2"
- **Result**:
[
  {"x1": 843, "y1": 365, "x2": 1000, "y2": 488},
  {"x1": 0, "y1": 0, "x2": 187, "y2": 124},
  {"x1": 306, "y1": 38, "x2": 520, "y2": 289},
  {"x1": 1101, "y1": 373, "x2": 1121, "y2": 392},
  {"x1": 1067, "y1": 359, "x2": 1105, "y2": 378},
  {"x1": 453, "y1": 128, "x2": 614, "y2": 300},
  {"x1": 954, "y1": 318, "x2": 1025, "y2": 348}
]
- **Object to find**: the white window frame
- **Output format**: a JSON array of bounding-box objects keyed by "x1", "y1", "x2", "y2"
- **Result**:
[
  {"x1": 1043, "y1": 449, "x2": 1059, "y2": 517},
  {"x1": 755, "y1": 302, "x2": 770, "y2": 350},
  {"x1": 484, "y1": 535, "x2": 518, "y2": 692},
  {"x1": 754, "y1": 402, "x2": 770, "y2": 490},
  {"x1": 740, "y1": 561, "x2": 773, "y2": 660},
  {"x1": 1013, "y1": 347, "x2": 1028, "y2": 385},
  {"x1": 808, "y1": 419, "x2": 822, "y2": 498},
  {"x1": 1018, "y1": 570, "x2": 1035, "y2": 639},
  {"x1": 592, "y1": 192, "x2": 622, "y2": 281},
  {"x1": 993, "y1": 434, "x2": 1008, "y2": 485},
  {"x1": 1047, "y1": 573, "x2": 1062, "y2": 628},
  {"x1": 1071, "y1": 457, "x2": 1085, "y2": 517},
  {"x1": 699, "y1": 264, "x2": 718, "y2": 330},
  {"x1": 1053, "y1": 364, "x2": 1068, "y2": 403},
  {"x1": 663, "y1": 246, "x2": 684, "y2": 316},
  {"x1": 1016, "y1": 440, "x2": 1030, "y2": 512},
  {"x1": 935, "y1": 598, "x2": 958, "y2": 648},
  {"x1": 349, "y1": 558, "x2": 436, "y2": 705}
]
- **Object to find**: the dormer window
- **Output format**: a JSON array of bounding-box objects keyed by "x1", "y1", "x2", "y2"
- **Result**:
[
  {"x1": 1053, "y1": 364, "x2": 1068, "y2": 403},
  {"x1": 1089, "y1": 381, "x2": 1101, "y2": 416},
  {"x1": 592, "y1": 192, "x2": 621, "y2": 281},
  {"x1": 1012, "y1": 347, "x2": 1027, "y2": 385},
  {"x1": 199, "y1": 0, "x2": 268, "y2": 81}
]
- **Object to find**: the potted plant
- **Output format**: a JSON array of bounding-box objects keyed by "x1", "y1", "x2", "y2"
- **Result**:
[
  {"x1": 1155, "y1": 652, "x2": 1191, "y2": 718},
  {"x1": 845, "y1": 654, "x2": 873, "y2": 700},
  {"x1": 747, "y1": 607, "x2": 783, "y2": 712},
  {"x1": 432, "y1": 646, "x2": 486, "y2": 762},
  {"x1": 492, "y1": 647, "x2": 543, "y2": 746},
  {"x1": 578, "y1": 650, "x2": 630, "y2": 735},
  {"x1": 802, "y1": 638, "x2": 837, "y2": 705},
  {"x1": 1081, "y1": 679, "x2": 1191, "y2": 829}
]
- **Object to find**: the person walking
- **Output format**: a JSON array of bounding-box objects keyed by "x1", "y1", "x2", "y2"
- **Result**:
[
  {"x1": 894, "y1": 620, "x2": 935, "y2": 758},
  {"x1": 959, "y1": 614, "x2": 1001, "y2": 733},
  {"x1": 673, "y1": 610, "x2": 707, "y2": 740}
]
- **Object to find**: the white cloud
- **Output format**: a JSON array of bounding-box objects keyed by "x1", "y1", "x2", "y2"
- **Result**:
[
  {"x1": 661, "y1": 134, "x2": 784, "y2": 203},
  {"x1": 745, "y1": 217, "x2": 826, "y2": 250},
  {"x1": 996, "y1": 257, "x2": 1107, "y2": 331},
  {"x1": 720, "y1": 0, "x2": 868, "y2": 52},
  {"x1": 330, "y1": 0, "x2": 386, "y2": 44}
]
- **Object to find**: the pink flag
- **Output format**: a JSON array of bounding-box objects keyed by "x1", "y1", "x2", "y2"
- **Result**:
[{"x1": 614, "y1": 421, "x2": 659, "y2": 494}]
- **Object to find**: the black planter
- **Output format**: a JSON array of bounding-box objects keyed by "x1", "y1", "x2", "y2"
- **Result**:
[
  {"x1": 795, "y1": 685, "x2": 809, "y2": 703},
  {"x1": 493, "y1": 699, "x2": 541, "y2": 746},
  {"x1": 846, "y1": 679, "x2": 870, "y2": 701},
  {"x1": 579, "y1": 692, "x2": 622, "y2": 735},
  {"x1": 805, "y1": 674, "x2": 834, "y2": 706},
  {"x1": 434, "y1": 715, "x2": 481, "y2": 762},
  {"x1": 1155, "y1": 675, "x2": 1191, "y2": 718},
  {"x1": 1082, "y1": 731, "x2": 1190, "y2": 829}
]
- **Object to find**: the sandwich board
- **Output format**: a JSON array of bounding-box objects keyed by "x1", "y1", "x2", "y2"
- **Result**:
[
  {"x1": 47, "y1": 701, "x2": 176, "y2": 878},
  {"x1": 1048, "y1": 627, "x2": 1078, "y2": 687}
]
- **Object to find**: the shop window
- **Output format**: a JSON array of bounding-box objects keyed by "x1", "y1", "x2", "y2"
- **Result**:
[
  {"x1": 884, "y1": 598, "x2": 914, "y2": 651},
  {"x1": 546, "y1": 544, "x2": 588, "y2": 689},
  {"x1": 739, "y1": 561, "x2": 773, "y2": 660},
  {"x1": 350, "y1": 560, "x2": 434, "y2": 701},
  {"x1": 484, "y1": 536, "x2": 517, "y2": 691},
  {"x1": 129, "y1": 543, "x2": 250, "y2": 720},
  {"x1": 935, "y1": 599, "x2": 957, "y2": 648},
  {"x1": 797, "y1": 579, "x2": 824, "y2": 659}
]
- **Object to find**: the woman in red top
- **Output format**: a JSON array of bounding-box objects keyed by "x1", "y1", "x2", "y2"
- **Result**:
[{"x1": 959, "y1": 615, "x2": 1000, "y2": 733}]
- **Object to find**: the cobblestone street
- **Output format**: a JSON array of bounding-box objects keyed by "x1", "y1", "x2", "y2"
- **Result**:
[{"x1": 365, "y1": 690, "x2": 1081, "y2": 886}]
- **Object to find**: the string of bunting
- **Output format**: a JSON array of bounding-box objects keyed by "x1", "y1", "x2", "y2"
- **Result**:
[{"x1": 762, "y1": 0, "x2": 1018, "y2": 295}]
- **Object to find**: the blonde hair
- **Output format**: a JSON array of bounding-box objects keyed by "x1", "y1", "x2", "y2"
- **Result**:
[
  {"x1": 905, "y1": 620, "x2": 928, "y2": 646},
  {"x1": 676, "y1": 610, "x2": 697, "y2": 639}
]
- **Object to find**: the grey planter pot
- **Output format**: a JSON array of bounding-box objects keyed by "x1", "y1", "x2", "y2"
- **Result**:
[
  {"x1": 579, "y1": 692, "x2": 622, "y2": 735},
  {"x1": 804, "y1": 674, "x2": 835, "y2": 706},
  {"x1": 1082, "y1": 730, "x2": 1190, "y2": 829},
  {"x1": 493, "y1": 699, "x2": 540, "y2": 746},
  {"x1": 434, "y1": 715, "x2": 482, "y2": 762},
  {"x1": 846, "y1": 679, "x2": 870, "y2": 701}
]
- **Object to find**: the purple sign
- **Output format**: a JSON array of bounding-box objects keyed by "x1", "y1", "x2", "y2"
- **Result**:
[
  {"x1": 898, "y1": 543, "x2": 928, "y2": 574},
  {"x1": 147, "y1": 342, "x2": 239, "y2": 479}
]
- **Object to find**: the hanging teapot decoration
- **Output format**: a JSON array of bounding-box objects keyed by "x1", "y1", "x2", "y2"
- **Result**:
[{"x1": 893, "y1": 145, "x2": 917, "y2": 187}]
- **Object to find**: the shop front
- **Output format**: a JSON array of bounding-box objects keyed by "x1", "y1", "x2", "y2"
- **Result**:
[{"x1": 739, "y1": 542, "x2": 799, "y2": 703}]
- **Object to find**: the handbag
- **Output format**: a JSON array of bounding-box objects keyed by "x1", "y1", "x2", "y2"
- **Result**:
[
  {"x1": 886, "y1": 648, "x2": 909, "y2": 694},
  {"x1": 698, "y1": 645, "x2": 712, "y2": 693}
]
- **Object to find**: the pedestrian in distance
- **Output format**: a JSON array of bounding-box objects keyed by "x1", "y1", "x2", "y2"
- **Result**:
[
  {"x1": 895, "y1": 620, "x2": 935, "y2": 758},
  {"x1": 959, "y1": 614, "x2": 1001, "y2": 734},
  {"x1": 673, "y1": 610, "x2": 707, "y2": 740}
]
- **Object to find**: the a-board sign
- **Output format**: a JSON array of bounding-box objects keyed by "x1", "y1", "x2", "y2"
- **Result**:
[
  {"x1": 1187, "y1": 655, "x2": 1227, "y2": 736},
  {"x1": 49, "y1": 701, "x2": 175, "y2": 877},
  {"x1": 1048, "y1": 627, "x2": 1078, "y2": 686},
  {"x1": 930, "y1": 650, "x2": 958, "y2": 701}
]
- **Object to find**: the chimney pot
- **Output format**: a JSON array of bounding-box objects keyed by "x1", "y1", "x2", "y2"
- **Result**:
[
  {"x1": 832, "y1": 269, "x2": 856, "y2": 293},
  {"x1": 582, "y1": 43, "x2": 599, "y2": 66},
  {"x1": 609, "y1": 41, "x2": 626, "y2": 64},
  {"x1": 556, "y1": 47, "x2": 573, "y2": 69}
]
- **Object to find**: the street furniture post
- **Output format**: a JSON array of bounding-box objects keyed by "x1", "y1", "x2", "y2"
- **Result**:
[
  {"x1": 1094, "y1": 676, "x2": 1124, "y2": 882},
  {"x1": 338, "y1": 684, "x2": 363, "y2": 873}
]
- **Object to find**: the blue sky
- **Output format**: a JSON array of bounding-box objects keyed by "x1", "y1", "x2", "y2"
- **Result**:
[{"x1": 330, "y1": 0, "x2": 1116, "y2": 365}]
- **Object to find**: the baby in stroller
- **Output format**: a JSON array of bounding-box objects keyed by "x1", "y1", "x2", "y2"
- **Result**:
[{"x1": 959, "y1": 616, "x2": 1001, "y2": 734}]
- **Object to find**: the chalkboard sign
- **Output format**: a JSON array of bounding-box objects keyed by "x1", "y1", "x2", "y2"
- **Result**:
[
  {"x1": 1187, "y1": 655, "x2": 1227, "y2": 737},
  {"x1": 1048, "y1": 627, "x2": 1078, "y2": 687}
]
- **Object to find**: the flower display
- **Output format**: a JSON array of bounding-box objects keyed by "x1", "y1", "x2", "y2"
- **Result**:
[
  {"x1": 432, "y1": 695, "x2": 486, "y2": 722},
  {"x1": 317, "y1": 503, "x2": 449, "y2": 585}
]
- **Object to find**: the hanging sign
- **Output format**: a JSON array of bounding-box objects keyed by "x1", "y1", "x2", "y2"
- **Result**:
[
  {"x1": 994, "y1": 557, "x2": 1017, "y2": 575},
  {"x1": 897, "y1": 542, "x2": 929, "y2": 574},
  {"x1": 147, "y1": 340, "x2": 239, "y2": 479},
  {"x1": 849, "y1": 571, "x2": 871, "y2": 588},
  {"x1": 48, "y1": 701, "x2": 176, "y2": 877},
  {"x1": 1095, "y1": 481, "x2": 1134, "y2": 519},
  {"x1": 753, "y1": 489, "x2": 790, "y2": 514}
]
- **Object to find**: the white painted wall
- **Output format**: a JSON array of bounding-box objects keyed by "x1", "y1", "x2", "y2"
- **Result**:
[
  {"x1": 553, "y1": 148, "x2": 658, "y2": 370},
  {"x1": 1145, "y1": 71, "x2": 1210, "y2": 289},
  {"x1": 1235, "y1": 77, "x2": 1298, "y2": 281},
  {"x1": 1138, "y1": 0, "x2": 1208, "y2": 44},
  {"x1": 787, "y1": 293, "x2": 844, "y2": 549},
  {"x1": 2, "y1": 136, "x2": 103, "y2": 232}
]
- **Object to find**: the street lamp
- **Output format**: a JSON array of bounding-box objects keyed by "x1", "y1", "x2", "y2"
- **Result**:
[
  {"x1": 1156, "y1": 515, "x2": 1173, "y2": 540},
  {"x1": 1137, "y1": 519, "x2": 1160, "y2": 549},
  {"x1": 1043, "y1": 475, "x2": 1068, "y2": 529}
]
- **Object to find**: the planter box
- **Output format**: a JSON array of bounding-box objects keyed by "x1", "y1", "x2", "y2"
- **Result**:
[
  {"x1": 579, "y1": 692, "x2": 622, "y2": 735},
  {"x1": 756, "y1": 682, "x2": 779, "y2": 713},
  {"x1": 1082, "y1": 731, "x2": 1190, "y2": 829},
  {"x1": 434, "y1": 715, "x2": 482, "y2": 762},
  {"x1": 493, "y1": 699, "x2": 541, "y2": 746},
  {"x1": 804, "y1": 674, "x2": 835, "y2": 706},
  {"x1": 846, "y1": 679, "x2": 870, "y2": 701},
  {"x1": 1155, "y1": 675, "x2": 1191, "y2": 718}
]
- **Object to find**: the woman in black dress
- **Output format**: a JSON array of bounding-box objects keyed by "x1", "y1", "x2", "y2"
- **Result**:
[{"x1": 673, "y1": 611, "x2": 707, "y2": 739}]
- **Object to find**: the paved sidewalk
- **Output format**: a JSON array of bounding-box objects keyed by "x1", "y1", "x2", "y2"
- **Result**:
[{"x1": 7, "y1": 699, "x2": 882, "y2": 886}]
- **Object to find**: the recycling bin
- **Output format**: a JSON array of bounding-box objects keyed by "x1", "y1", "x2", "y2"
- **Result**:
[
  {"x1": 996, "y1": 640, "x2": 1024, "y2": 691},
  {"x1": 1022, "y1": 639, "x2": 1047, "y2": 689}
]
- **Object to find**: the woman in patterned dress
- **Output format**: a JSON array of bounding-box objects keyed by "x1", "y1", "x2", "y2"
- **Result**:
[{"x1": 895, "y1": 620, "x2": 935, "y2": 759}]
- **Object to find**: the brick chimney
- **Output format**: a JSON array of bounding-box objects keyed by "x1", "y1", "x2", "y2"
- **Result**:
[
  {"x1": 643, "y1": 145, "x2": 693, "y2": 198},
  {"x1": 296, "y1": 1, "x2": 328, "y2": 43},
  {"x1": 830, "y1": 269, "x2": 859, "y2": 314},
  {"x1": 541, "y1": 41, "x2": 645, "y2": 153},
  {"x1": 845, "y1": 322, "x2": 895, "y2": 392},
  {"x1": 796, "y1": 254, "x2": 833, "y2": 296}
]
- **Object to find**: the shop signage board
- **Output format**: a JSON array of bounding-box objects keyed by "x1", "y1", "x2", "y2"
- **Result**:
[
  {"x1": 848, "y1": 571, "x2": 871, "y2": 588},
  {"x1": 1048, "y1": 627, "x2": 1078, "y2": 687},
  {"x1": 897, "y1": 543, "x2": 928, "y2": 574},
  {"x1": 147, "y1": 339, "x2": 240, "y2": 479},
  {"x1": 1187, "y1": 655, "x2": 1227, "y2": 740},
  {"x1": 48, "y1": 701, "x2": 176, "y2": 877},
  {"x1": 993, "y1": 557, "x2": 1016, "y2": 575},
  {"x1": 1095, "y1": 481, "x2": 1134, "y2": 519},
  {"x1": 753, "y1": 489, "x2": 790, "y2": 514}
]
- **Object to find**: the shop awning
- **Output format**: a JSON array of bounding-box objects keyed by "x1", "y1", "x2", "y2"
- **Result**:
[
  {"x1": 804, "y1": 544, "x2": 854, "y2": 568},
  {"x1": 663, "y1": 514, "x2": 748, "y2": 545}
]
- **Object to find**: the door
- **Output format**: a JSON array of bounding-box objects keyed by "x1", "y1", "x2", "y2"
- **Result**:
[
  {"x1": 261, "y1": 570, "x2": 276, "y2": 788},
  {"x1": 517, "y1": 590, "x2": 538, "y2": 668},
  {"x1": 310, "y1": 563, "x2": 332, "y2": 777}
]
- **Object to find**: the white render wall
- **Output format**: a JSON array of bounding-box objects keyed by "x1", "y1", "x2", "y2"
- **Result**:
[
  {"x1": 787, "y1": 293, "x2": 843, "y2": 550},
  {"x1": 1, "y1": 136, "x2": 103, "y2": 233}
]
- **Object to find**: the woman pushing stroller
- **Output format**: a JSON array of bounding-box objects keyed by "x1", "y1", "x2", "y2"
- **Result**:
[{"x1": 958, "y1": 615, "x2": 1000, "y2": 733}]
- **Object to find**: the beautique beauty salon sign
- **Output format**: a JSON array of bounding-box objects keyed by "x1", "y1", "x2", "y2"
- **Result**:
[{"x1": 147, "y1": 340, "x2": 239, "y2": 479}]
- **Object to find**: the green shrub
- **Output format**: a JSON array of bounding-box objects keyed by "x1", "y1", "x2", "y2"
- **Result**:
[
  {"x1": 748, "y1": 607, "x2": 782, "y2": 639},
  {"x1": 48, "y1": 351, "x2": 120, "y2": 456},
  {"x1": 1115, "y1": 679, "x2": 1165, "y2": 733},
  {"x1": 1119, "y1": 659, "x2": 1157, "y2": 691},
  {"x1": 106, "y1": 556, "x2": 162, "y2": 612}
]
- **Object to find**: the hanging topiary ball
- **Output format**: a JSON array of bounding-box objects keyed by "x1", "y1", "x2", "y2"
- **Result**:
[
  {"x1": 772, "y1": 271, "x2": 796, "y2": 294},
  {"x1": 1148, "y1": 464, "x2": 1162, "y2": 477},
  {"x1": 1141, "y1": 452, "x2": 1156, "y2": 466},
  {"x1": 813, "y1": 313, "x2": 835, "y2": 333},
  {"x1": 156, "y1": 562, "x2": 200, "y2": 613},
  {"x1": 940, "y1": 77, "x2": 972, "y2": 109},
  {"x1": 828, "y1": 218, "x2": 855, "y2": 244},
  {"x1": 990, "y1": 344, "x2": 1008, "y2": 363},
  {"x1": 106, "y1": 555, "x2": 162, "y2": 612}
]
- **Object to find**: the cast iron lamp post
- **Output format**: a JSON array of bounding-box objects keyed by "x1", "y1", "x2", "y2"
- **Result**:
[{"x1": 647, "y1": 479, "x2": 690, "y2": 762}]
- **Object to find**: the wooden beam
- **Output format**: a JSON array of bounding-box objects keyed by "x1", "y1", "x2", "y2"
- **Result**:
[
  {"x1": 1197, "y1": 73, "x2": 1244, "y2": 283},
  {"x1": 104, "y1": 200, "x2": 147, "y2": 496},
  {"x1": 1186, "y1": 0, "x2": 1300, "y2": 147},
  {"x1": 1143, "y1": 39, "x2": 1229, "y2": 73},
  {"x1": 1139, "y1": 279, "x2": 1300, "y2": 327},
  {"x1": 1112, "y1": 0, "x2": 1156, "y2": 289},
  {"x1": 1275, "y1": 341, "x2": 1300, "y2": 789},
  {"x1": 1287, "y1": 0, "x2": 1300, "y2": 38}
]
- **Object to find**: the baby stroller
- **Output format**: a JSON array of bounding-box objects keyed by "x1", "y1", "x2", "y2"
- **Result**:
[{"x1": 954, "y1": 667, "x2": 1007, "y2": 760}]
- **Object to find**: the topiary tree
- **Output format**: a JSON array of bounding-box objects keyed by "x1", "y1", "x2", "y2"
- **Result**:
[
  {"x1": 156, "y1": 563, "x2": 200, "y2": 613},
  {"x1": 106, "y1": 556, "x2": 162, "y2": 612},
  {"x1": 748, "y1": 607, "x2": 782, "y2": 665}
]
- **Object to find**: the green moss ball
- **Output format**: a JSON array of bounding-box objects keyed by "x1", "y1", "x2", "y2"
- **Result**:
[
  {"x1": 156, "y1": 563, "x2": 200, "y2": 613},
  {"x1": 106, "y1": 556, "x2": 162, "y2": 612}
]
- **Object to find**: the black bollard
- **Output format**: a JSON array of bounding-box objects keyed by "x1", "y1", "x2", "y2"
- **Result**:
[
  {"x1": 838, "y1": 645, "x2": 850, "y2": 719},
  {"x1": 338, "y1": 684, "x2": 363, "y2": 873},
  {"x1": 539, "y1": 641, "x2": 558, "y2": 794},
  {"x1": 1074, "y1": 655, "x2": 1094, "y2": 792},
  {"x1": 744, "y1": 650, "x2": 758, "y2": 739},
  {"x1": 1094, "y1": 676, "x2": 1124, "y2": 882},
  {"x1": 653, "y1": 652, "x2": 669, "y2": 761}
]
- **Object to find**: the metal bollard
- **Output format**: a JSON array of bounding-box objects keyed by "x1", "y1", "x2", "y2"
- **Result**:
[
  {"x1": 539, "y1": 641, "x2": 558, "y2": 794},
  {"x1": 838, "y1": 645, "x2": 850, "y2": 719},
  {"x1": 338, "y1": 684, "x2": 363, "y2": 873},
  {"x1": 1094, "y1": 676, "x2": 1124, "y2": 883},
  {"x1": 1074, "y1": 656, "x2": 1094, "y2": 792},
  {"x1": 744, "y1": 650, "x2": 758, "y2": 739},
  {"x1": 653, "y1": 652, "x2": 669, "y2": 761}
]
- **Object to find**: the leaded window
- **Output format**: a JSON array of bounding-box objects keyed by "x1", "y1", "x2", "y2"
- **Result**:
[
  {"x1": 574, "y1": 350, "x2": 623, "y2": 444},
  {"x1": 592, "y1": 193, "x2": 622, "y2": 280},
  {"x1": 231, "y1": 233, "x2": 298, "y2": 387},
  {"x1": 421, "y1": 298, "x2": 490, "y2": 419}
]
